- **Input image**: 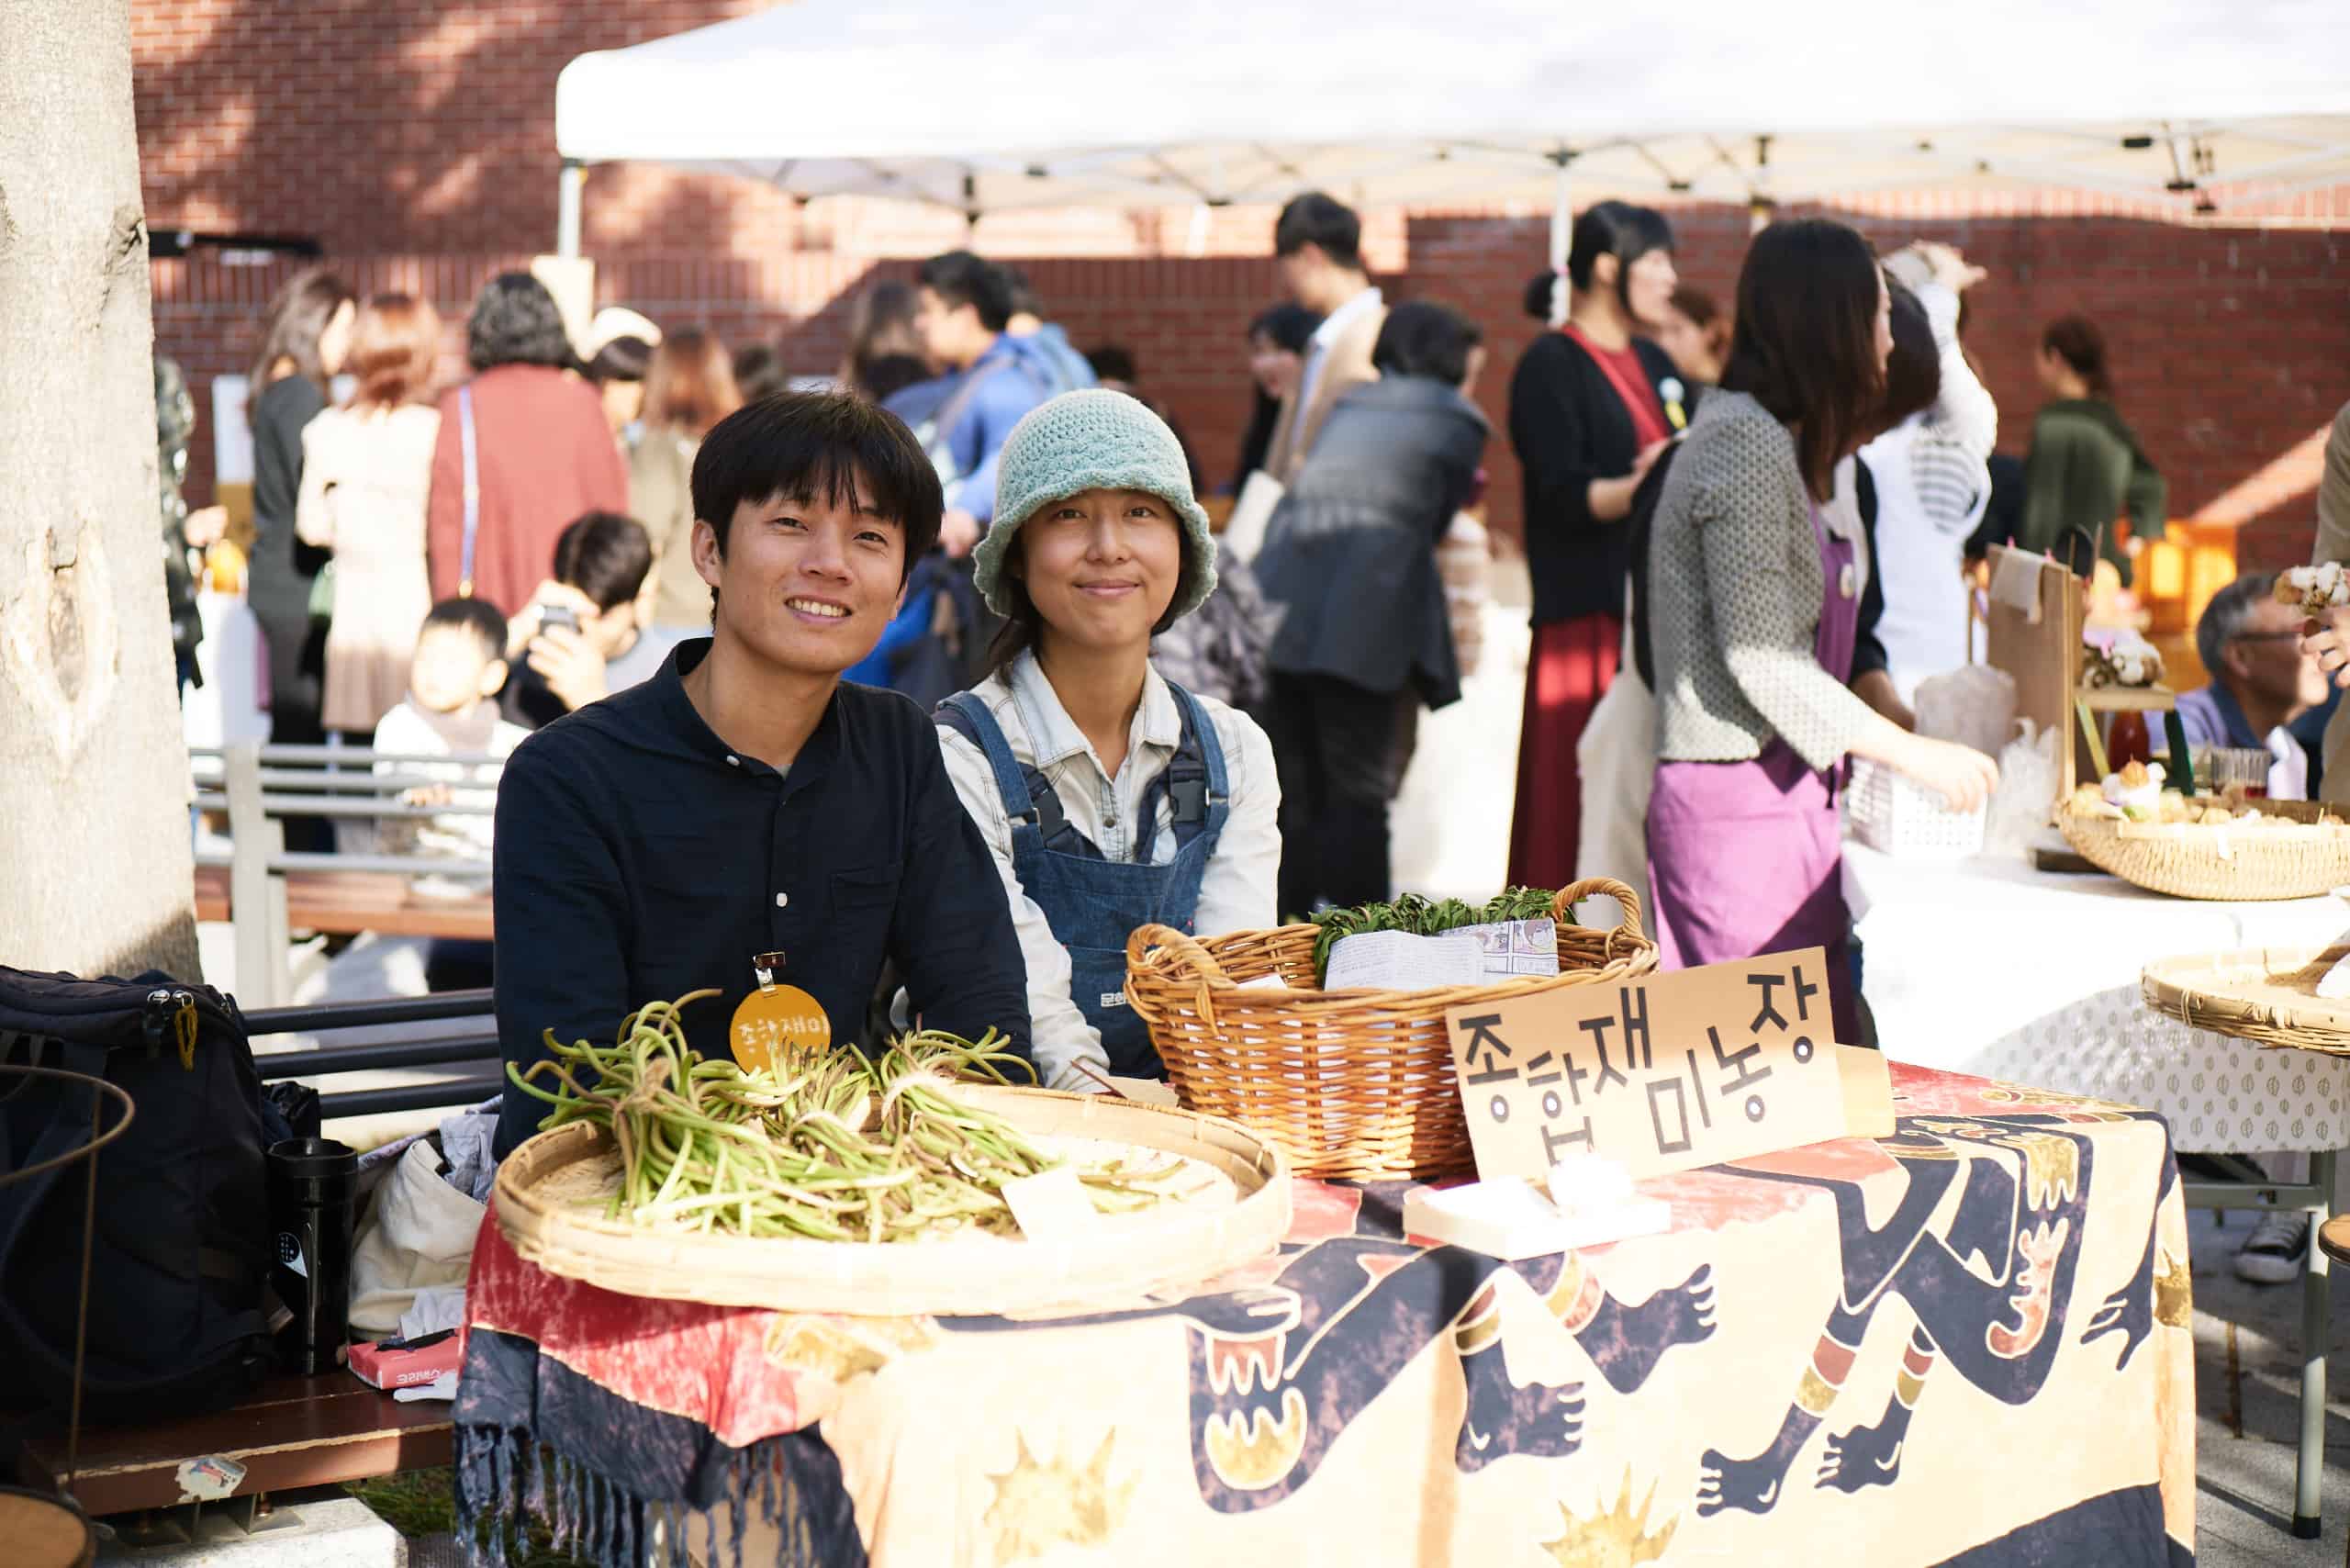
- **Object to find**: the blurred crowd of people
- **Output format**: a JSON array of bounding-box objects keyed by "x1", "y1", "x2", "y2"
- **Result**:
[{"x1": 156, "y1": 187, "x2": 2266, "y2": 1007}]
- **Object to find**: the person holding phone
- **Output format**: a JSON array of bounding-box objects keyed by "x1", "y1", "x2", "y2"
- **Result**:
[{"x1": 500, "y1": 512, "x2": 686, "y2": 729}]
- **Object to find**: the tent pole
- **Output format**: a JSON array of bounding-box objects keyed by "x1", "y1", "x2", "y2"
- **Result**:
[
  {"x1": 556, "y1": 160, "x2": 586, "y2": 258},
  {"x1": 1547, "y1": 157, "x2": 1572, "y2": 328}
]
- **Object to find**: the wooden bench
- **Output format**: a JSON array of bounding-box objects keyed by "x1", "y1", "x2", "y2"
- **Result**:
[
  {"x1": 13, "y1": 1373, "x2": 453, "y2": 1517},
  {"x1": 193, "y1": 864, "x2": 493, "y2": 943},
  {"x1": 192, "y1": 742, "x2": 499, "y2": 1005}
]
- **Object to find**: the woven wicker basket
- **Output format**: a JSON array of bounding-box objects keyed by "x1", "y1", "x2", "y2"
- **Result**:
[
  {"x1": 2057, "y1": 801, "x2": 2350, "y2": 901},
  {"x1": 2142, "y1": 945, "x2": 2350, "y2": 1055},
  {"x1": 1123, "y1": 879, "x2": 1658, "y2": 1180}
]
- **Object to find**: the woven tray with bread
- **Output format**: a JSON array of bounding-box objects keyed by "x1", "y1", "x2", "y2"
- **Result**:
[{"x1": 2058, "y1": 762, "x2": 2350, "y2": 901}]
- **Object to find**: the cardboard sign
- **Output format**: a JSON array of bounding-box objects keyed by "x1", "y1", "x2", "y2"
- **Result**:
[{"x1": 1442, "y1": 948, "x2": 1894, "y2": 1182}]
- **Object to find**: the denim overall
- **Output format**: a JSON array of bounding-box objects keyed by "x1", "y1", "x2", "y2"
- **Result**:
[{"x1": 936, "y1": 683, "x2": 1231, "y2": 1079}]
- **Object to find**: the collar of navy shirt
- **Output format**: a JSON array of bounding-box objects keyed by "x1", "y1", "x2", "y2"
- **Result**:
[{"x1": 578, "y1": 635, "x2": 842, "y2": 794}]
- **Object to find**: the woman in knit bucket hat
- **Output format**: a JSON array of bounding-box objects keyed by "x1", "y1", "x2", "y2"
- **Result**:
[{"x1": 937, "y1": 390, "x2": 1281, "y2": 1091}]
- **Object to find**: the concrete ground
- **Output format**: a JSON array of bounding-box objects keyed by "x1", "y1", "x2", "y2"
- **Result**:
[{"x1": 2190, "y1": 1206, "x2": 2350, "y2": 1567}]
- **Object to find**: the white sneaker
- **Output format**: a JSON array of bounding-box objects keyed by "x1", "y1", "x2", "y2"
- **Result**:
[{"x1": 2234, "y1": 1213, "x2": 2311, "y2": 1284}]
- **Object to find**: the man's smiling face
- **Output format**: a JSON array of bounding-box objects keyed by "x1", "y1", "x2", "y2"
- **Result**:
[{"x1": 693, "y1": 480, "x2": 906, "y2": 678}]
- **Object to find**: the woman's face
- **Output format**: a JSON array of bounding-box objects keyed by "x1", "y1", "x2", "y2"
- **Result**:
[
  {"x1": 1018, "y1": 487, "x2": 1184, "y2": 658},
  {"x1": 1656, "y1": 306, "x2": 1717, "y2": 384},
  {"x1": 1872, "y1": 271, "x2": 1894, "y2": 375},
  {"x1": 317, "y1": 298, "x2": 358, "y2": 378},
  {"x1": 1623, "y1": 249, "x2": 1680, "y2": 330},
  {"x1": 1249, "y1": 332, "x2": 1303, "y2": 400}
]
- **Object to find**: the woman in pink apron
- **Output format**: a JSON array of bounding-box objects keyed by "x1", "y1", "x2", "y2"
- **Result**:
[{"x1": 1643, "y1": 221, "x2": 1998, "y2": 1044}]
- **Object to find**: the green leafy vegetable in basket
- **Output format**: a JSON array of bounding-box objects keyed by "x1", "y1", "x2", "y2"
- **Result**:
[
  {"x1": 507, "y1": 992, "x2": 1175, "y2": 1241},
  {"x1": 1305, "y1": 888, "x2": 1566, "y2": 987}
]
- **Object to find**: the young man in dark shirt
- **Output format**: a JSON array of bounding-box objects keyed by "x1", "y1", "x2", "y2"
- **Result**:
[{"x1": 491, "y1": 392, "x2": 1033, "y2": 1157}]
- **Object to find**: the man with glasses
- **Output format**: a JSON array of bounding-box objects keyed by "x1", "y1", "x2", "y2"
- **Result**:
[{"x1": 2177, "y1": 570, "x2": 2333, "y2": 801}]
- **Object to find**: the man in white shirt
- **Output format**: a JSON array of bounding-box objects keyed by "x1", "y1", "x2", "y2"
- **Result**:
[{"x1": 1264, "y1": 192, "x2": 1386, "y2": 481}]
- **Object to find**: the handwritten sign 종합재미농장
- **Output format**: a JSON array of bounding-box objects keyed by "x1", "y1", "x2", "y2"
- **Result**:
[{"x1": 1441, "y1": 947, "x2": 1894, "y2": 1182}]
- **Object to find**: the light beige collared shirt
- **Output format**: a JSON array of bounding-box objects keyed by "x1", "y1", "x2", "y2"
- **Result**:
[{"x1": 936, "y1": 650, "x2": 1281, "y2": 1090}]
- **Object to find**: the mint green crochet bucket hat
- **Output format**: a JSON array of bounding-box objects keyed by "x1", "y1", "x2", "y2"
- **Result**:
[{"x1": 972, "y1": 389, "x2": 1218, "y2": 622}]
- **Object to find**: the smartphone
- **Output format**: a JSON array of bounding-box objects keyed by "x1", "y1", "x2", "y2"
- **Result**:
[{"x1": 540, "y1": 604, "x2": 579, "y2": 635}]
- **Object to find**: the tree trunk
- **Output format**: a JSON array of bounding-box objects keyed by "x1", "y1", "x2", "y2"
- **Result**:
[{"x1": 0, "y1": 0, "x2": 199, "y2": 980}]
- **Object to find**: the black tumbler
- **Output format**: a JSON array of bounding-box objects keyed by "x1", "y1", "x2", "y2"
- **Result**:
[{"x1": 267, "y1": 1137, "x2": 356, "y2": 1374}]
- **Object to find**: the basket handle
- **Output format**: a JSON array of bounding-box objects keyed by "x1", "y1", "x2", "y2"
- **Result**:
[
  {"x1": 1550, "y1": 878, "x2": 1650, "y2": 958},
  {"x1": 1124, "y1": 922, "x2": 1238, "y2": 1036}
]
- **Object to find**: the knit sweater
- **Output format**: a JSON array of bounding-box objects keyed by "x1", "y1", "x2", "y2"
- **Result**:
[{"x1": 1648, "y1": 390, "x2": 1878, "y2": 771}]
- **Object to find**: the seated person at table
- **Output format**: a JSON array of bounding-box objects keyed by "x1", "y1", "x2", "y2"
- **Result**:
[
  {"x1": 2176, "y1": 571, "x2": 2333, "y2": 800},
  {"x1": 491, "y1": 391, "x2": 1033, "y2": 1158},
  {"x1": 500, "y1": 510, "x2": 688, "y2": 729},
  {"x1": 936, "y1": 391, "x2": 1280, "y2": 1092}
]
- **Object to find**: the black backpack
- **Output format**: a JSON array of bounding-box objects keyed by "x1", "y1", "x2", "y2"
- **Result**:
[{"x1": 0, "y1": 967, "x2": 275, "y2": 1424}]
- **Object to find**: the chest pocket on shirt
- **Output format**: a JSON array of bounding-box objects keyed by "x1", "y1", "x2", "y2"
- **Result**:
[{"x1": 831, "y1": 866, "x2": 899, "y2": 914}]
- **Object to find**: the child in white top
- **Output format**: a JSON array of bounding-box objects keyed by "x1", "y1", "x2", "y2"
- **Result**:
[{"x1": 371, "y1": 599, "x2": 530, "y2": 879}]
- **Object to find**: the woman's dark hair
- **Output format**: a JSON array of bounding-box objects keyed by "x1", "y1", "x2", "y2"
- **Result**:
[
  {"x1": 552, "y1": 511, "x2": 655, "y2": 613},
  {"x1": 999, "y1": 263, "x2": 1044, "y2": 320},
  {"x1": 917, "y1": 251, "x2": 1013, "y2": 333},
  {"x1": 844, "y1": 281, "x2": 922, "y2": 394},
  {"x1": 1718, "y1": 218, "x2": 1886, "y2": 499},
  {"x1": 643, "y1": 326, "x2": 744, "y2": 439},
  {"x1": 1566, "y1": 202, "x2": 1675, "y2": 308},
  {"x1": 1669, "y1": 284, "x2": 1733, "y2": 362},
  {"x1": 2042, "y1": 313, "x2": 2113, "y2": 398},
  {"x1": 344, "y1": 293, "x2": 440, "y2": 412},
  {"x1": 1087, "y1": 344, "x2": 1138, "y2": 385},
  {"x1": 1274, "y1": 191, "x2": 1361, "y2": 267},
  {"x1": 856, "y1": 353, "x2": 933, "y2": 405},
  {"x1": 985, "y1": 524, "x2": 1205, "y2": 678},
  {"x1": 1371, "y1": 300, "x2": 1482, "y2": 385},
  {"x1": 1874, "y1": 278, "x2": 1942, "y2": 438},
  {"x1": 1523, "y1": 271, "x2": 1561, "y2": 321},
  {"x1": 249, "y1": 267, "x2": 356, "y2": 392},
  {"x1": 691, "y1": 391, "x2": 943, "y2": 587},
  {"x1": 466, "y1": 272, "x2": 576, "y2": 373},
  {"x1": 588, "y1": 336, "x2": 654, "y2": 385},
  {"x1": 733, "y1": 342, "x2": 789, "y2": 403},
  {"x1": 1248, "y1": 303, "x2": 1320, "y2": 354}
]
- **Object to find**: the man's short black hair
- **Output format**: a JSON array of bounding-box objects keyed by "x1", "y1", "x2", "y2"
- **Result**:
[
  {"x1": 917, "y1": 251, "x2": 1013, "y2": 333},
  {"x1": 552, "y1": 511, "x2": 655, "y2": 612},
  {"x1": 691, "y1": 391, "x2": 944, "y2": 580},
  {"x1": 1275, "y1": 192, "x2": 1362, "y2": 267},
  {"x1": 420, "y1": 597, "x2": 509, "y2": 663},
  {"x1": 1371, "y1": 301, "x2": 1481, "y2": 386}
]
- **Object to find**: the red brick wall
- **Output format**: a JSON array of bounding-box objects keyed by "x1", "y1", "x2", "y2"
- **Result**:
[{"x1": 136, "y1": 0, "x2": 2350, "y2": 565}]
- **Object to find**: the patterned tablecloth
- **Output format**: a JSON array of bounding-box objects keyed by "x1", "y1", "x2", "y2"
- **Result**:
[
  {"x1": 453, "y1": 1064, "x2": 2191, "y2": 1568},
  {"x1": 1848, "y1": 845, "x2": 2350, "y2": 1152}
]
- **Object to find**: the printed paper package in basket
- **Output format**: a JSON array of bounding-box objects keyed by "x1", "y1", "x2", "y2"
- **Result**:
[
  {"x1": 1123, "y1": 879, "x2": 1658, "y2": 1181},
  {"x1": 1847, "y1": 756, "x2": 1986, "y2": 858}
]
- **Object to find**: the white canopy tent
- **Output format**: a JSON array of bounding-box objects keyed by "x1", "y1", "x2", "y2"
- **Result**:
[{"x1": 554, "y1": 0, "x2": 2350, "y2": 256}]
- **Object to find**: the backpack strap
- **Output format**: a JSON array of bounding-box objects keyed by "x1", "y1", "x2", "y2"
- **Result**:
[
  {"x1": 456, "y1": 384, "x2": 481, "y2": 599},
  {"x1": 935, "y1": 693, "x2": 1092, "y2": 858}
]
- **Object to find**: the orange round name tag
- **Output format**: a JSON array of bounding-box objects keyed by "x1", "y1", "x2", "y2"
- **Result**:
[{"x1": 731, "y1": 983, "x2": 833, "y2": 1075}]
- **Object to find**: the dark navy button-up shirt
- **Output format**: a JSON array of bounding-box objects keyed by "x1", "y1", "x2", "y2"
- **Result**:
[{"x1": 491, "y1": 639, "x2": 1031, "y2": 1155}]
